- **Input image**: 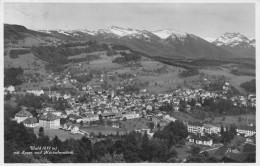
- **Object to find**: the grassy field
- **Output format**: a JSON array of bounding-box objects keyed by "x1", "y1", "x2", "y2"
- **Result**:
[
  {"x1": 174, "y1": 143, "x2": 217, "y2": 160},
  {"x1": 172, "y1": 112, "x2": 202, "y2": 123},
  {"x1": 81, "y1": 126, "x2": 126, "y2": 135},
  {"x1": 33, "y1": 127, "x2": 85, "y2": 141},
  {"x1": 121, "y1": 118, "x2": 151, "y2": 131},
  {"x1": 204, "y1": 114, "x2": 256, "y2": 126},
  {"x1": 67, "y1": 51, "x2": 106, "y2": 59}
]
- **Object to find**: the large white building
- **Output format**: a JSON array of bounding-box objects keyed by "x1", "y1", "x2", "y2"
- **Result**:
[
  {"x1": 237, "y1": 125, "x2": 256, "y2": 137},
  {"x1": 39, "y1": 112, "x2": 60, "y2": 129},
  {"x1": 188, "y1": 122, "x2": 225, "y2": 135},
  {"x1": 187, "y1": 122, "x2": 204, "y2": 134}
]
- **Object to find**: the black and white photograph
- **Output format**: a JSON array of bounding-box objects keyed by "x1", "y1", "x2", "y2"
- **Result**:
[{"x1": 2, "y1": 0, "x2": 258, "y2": 164}]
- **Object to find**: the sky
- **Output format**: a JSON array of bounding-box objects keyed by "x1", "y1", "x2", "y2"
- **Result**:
[{"x1": 4, "y1": 3, "x2": 255, "y2": 39}]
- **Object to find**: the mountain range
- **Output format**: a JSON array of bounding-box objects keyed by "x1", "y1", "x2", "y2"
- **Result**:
[{"x1": 4, "y1": 24, "x2": 255, "y2": 60}]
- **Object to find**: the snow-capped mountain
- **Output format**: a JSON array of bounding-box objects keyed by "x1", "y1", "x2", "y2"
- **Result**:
[
  {"x1": 212, "y1": 33, "x2": 255, "y2": 58},
  {"x1": 204, "y1": 37, "x2": 215, "y2": 42},
  {"x1": 33, "y1": 26, "x2": 235, "y2": 59},
  {"x1": 213, "y1": 33, "x2": 255, "y2": 48},
  {"x1": 77, "y1": 29, "x2": 97, "y2": 36},
  {"x1": 97, "y1": 26, "x2": 140, "y2": 37},
  {"x1": 152, "y1": 29, "x2": 187, "y2": 39},
  {"x1": 8, "y1": 24, "x2": 254, "y2": 59}
]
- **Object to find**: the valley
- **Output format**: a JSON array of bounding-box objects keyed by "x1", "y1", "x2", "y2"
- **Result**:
[{"x1": 4, "y1": 24, "x2": 256, "y2": 164}]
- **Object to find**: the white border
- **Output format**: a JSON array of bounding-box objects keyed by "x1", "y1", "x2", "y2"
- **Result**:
[{"x1": 1, "y1": 0, "x2": 259, "y2": 166}]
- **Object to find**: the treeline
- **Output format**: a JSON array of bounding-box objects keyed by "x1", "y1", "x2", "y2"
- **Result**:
[
  {"x1": 231, "y1": 69, "x2": 255, "y2": 76},
  {"x1": 45, "y1": 63, "x2": 68, "y2": 73},
  {"x1": 117, "y1": 73, "x2": 135, "y2": 79},
  {"x1": 178, "y1": 69, "x2": 199, "y2": 77},
  {"x1": 183, "y1": 59, "x2": 230, "y2": 67},
  {"x1": 9, "y1": 49, "x2": 31, "y2": 59},
  {"x1": 68, "y1": 54, "x2": 100, "y2": 63},
  {"x1": 4, "y1": 67, "x2": 23, "y2": 87},
  {"x1": 71, "y1": 73, "x2": 93, "y2": 83},
  {"x1": 112, "y1": 52, "x2": 141, "y2": 64},
  {"x1": 240, "y1": 79, "x2": 256, "y2": 93},
  {"x1": 31, "y1": 41, "x2": 109, "y2": 65},
  {"x1": 111, "y1": 45, "x2": 131, "y2": 51},
  {"x1": 200, "y1": 98, "x2": 246, "y2": 115}
]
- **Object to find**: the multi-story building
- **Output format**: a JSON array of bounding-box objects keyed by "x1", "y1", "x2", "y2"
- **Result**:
[
  {"x1": 39, "y1": 112, "x2": 60, "y2": 129},
  {"x1": 237, "y1": 125, "x2": 256, "y2": 137},
  {"x1": 188, "y1": 122, "x2": 225, "y2": 135},
  {"x1": 203, "y1": 124, "x2": 222, "y2": 134},
  {"x1": 187, "y1": 122, "x2": 204, "y2": 134}
]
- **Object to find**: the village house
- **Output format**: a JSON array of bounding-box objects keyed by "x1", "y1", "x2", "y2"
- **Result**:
[
  {"x1": 63, "y1": 123, "x2": 86, "y2": 135},
  {"x1": 68, "y1": 114, "x2": 82, "y2": 122},
  {"x1": 188, "y1": 135, "x2": 213, "y2": 146},
  {"x1": 82, "y1": 113, "x2": 99, "y2": 122},
  {"x1": 26, "y1": 90, "x2": 44, "y2": 96},
  {"x1": 163, "y1": 115, "x2": 177, "y2": 122},
  {"x1": 39, "y1": 112, "x2": 60, "y2": 129},
  {"x1": 5, "y1": 85, "x2": 15, "y2": 94},
  {"x1": 122, "y1": 112, "x2": 140, "y2": 120}
]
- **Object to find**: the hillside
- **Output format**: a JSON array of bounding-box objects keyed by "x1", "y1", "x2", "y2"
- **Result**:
[
  {"x1": 4, "y1": 24, "x2": 238, "y2": 60},
  {"x1": 4, "y1": 24, "x2": 61, "y2": 46}
]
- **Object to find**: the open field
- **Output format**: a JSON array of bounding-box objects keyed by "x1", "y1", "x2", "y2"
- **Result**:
[
  {"x1": 121, "y1": 117, "x2": 151, "y2": 131},
  {"x1": 172, "y1": 112, "x2": 202, "y2": 123},
  {"x1": 33, "y1": 127, "x2": 85, "y2": 141},
  {"x1": 204, "y1": 114, "x2": 256, "y2": 126},
  {"x1": 81, "y1": 126, "x2": 126, "y2": 135},
  {"x1": 174, "y1": 143, "x2": 217, "y2": 160},
  {"x1": 68, "y1": 51, "x2": 106, "y2": 59}
]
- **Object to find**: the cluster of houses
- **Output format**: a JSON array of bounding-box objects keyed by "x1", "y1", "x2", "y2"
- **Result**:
[
  {"x1": 8, "y1": 80, "x2": 256, "y2": 143},
  {"x1": 187, "y1": 121, "x2": 256, "y2": 147}
]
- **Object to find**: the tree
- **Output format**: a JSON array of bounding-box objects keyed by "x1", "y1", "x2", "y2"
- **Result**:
[
  {"x1": 229, "y1": 125, "x2": 237, "y2": 138},
  {"x1": 123, "y1": 117, "x2": 127, "y2": 121},
  {"x1": 80, "y1": 120, "x2": 83, "y2": 126},
  {"x1": 240, "y1": 79, "x2": 256, "y2": 93},
  {"x1": 74, "y1": 136, "x2": 92, "y2": 162},
  {"x1": 148, "y1": 122, "x2": 155, "y2": 130},
  {"x1": 123, "y1": 131, "x2": 141, "y2": 162},
  {"x1": 201, "y1": 151, "x2": 209, "y2": 158},
  {"x1": 140, "y1": 132, "x2": 150, "y2": 161},
  {"x1": 99, "y1": 153, "x2": 125, "y2": 163},
  {"x1": 167, "y1": 147, "x2": 178, "y2": 162},
  {"x1": 38, "y1": 127, "x2": 44, "y2": 137},
  {"x1": 179, "y1": 99, "x2": 187, "y2": 112},
  {"x1": 157, "y1": 123, "x2": 161, "y2": 130},
  {"x1": 189, "y1": 98, "x2": 196, "y2": 107},
  {"x1": 220, "y1": 126, "x2": 225, "y2": 136},
  {"x1": 191, "y1": 145, "x2": 201, "y2": 156}
]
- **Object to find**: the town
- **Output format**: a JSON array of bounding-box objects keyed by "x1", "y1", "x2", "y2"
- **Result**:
[{"x1": 5, "y1": 76, "x2": 256, "y2": 162}]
